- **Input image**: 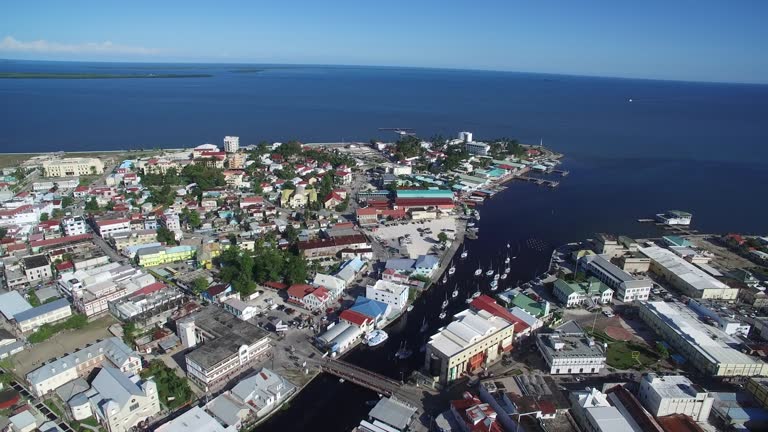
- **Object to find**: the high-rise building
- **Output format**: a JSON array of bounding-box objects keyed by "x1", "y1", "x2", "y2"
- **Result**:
[{"x1": 223, "y1": 136, "x2": 240, "y2": 153}]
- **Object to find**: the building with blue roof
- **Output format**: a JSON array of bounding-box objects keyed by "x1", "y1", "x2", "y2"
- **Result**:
[
  {"x1": 335, "y1": 257, "x2": 366, "y2": 283},
  {"x1": 414, "y1": 254, "x2": 440, "y2": 277},
  {"x1": 0, "y1": 291, "x2": 32, "y2": 320},
  {"x1": 350, "y1": 296, "x2": 392, "y2": 326},
  {"x1": 13, "y1": 298, "x2": 72, "y2": 333}
]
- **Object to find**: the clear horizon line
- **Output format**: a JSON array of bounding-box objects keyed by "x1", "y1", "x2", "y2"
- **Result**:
[{"x1": 1, "y1": 57, "x2": 766, "y2": 86}]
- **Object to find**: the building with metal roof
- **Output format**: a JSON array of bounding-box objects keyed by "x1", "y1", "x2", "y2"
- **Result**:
[
  {"x1": 640, "y1": 246, "x2": 737, "y2": 300},
  {"x1": 535, "y1": 321, "x2": 607, "y2": 375},
  {"x1": 13, "y1": 298, "x2": 72, "y2": 333},
  {"x1": 156, "y1": 406, "x2": 234, "y2": 432},
  {"x1": 638, "y1": 301, "x2": 768, "y2": 377},
  {"x1": 425, "y1": 309, "x2": 514, "y2": 387},
  {"x1": 364, "y1": 397, "x2": 417, "y2": 431},
  {"x1": 638, "y1": 374, "x2": 713, "y2": 421},
  {"x1": 86, "y1": 367, "x2": 160, "y2": 432},
  {"x1": 580, "y1": 254, "x2": 652, "y2": 302},
  {"x1": 0, "y1": 290, "x2": 32, "y2": 320}
]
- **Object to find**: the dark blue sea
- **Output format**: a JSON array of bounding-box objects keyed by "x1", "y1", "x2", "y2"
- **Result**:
[{"x1": 2, "y1": 60, "x2": 767, "y2": 430}]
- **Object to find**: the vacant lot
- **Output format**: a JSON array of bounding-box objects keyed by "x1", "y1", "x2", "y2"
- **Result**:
[{"x1": 8, "y1": 315, "x2": 117, "y2": 377}]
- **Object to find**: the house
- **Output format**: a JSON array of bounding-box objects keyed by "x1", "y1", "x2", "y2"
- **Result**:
[
  {"x1": 155, "y1": 406, "x2": 234, "y2": 432},
  {"x1": 552, "y1": 278, "x2": 613, "y2": 308},
  {"x1": 86, "y1": 367, "x2": 161, "y2": 432},
  {"x1": 222, "y1": 298, "x2": 259, "y2": 321},
  {"x1": 323, "y1": 191, "x2": 345, "y2": 209},
  {"x1": 286, "y1": 284, "x2": 332, "y2": 311},
  {"x1": 229, "y1": 368, "x2": 297, "y2": 418},
  {"x1": 349, "y1": 296, "x2": 391, "y2": 327},
  {"x1": 450, "y1": 393, "x2": 504, "y2": 432},
  {"x1": 335, "y1": 170, "x2": 352, "y2": 185},
  {"x1": 312, "y1": 273, "x2": 347, "y2": 298},
  {"x1": 335, "y1": 257, "x2": 366, "y2": 284},
  {"x1": 22, "y1": 254, "x2": 52, "y2": 283},
  {"x1": 201, "y1": 284, "x2": 234, "y2": 303},
  {"x1": 414, "y1": 254, "x2": 439, "y2": 278},
  {"x1": 339, "y1": 310, "x2": 375, "y2": 333}
]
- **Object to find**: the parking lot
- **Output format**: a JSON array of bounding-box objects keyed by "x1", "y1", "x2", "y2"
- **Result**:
[{"x1": 366, "y1": 216, "x2": 459, "y2": 259}]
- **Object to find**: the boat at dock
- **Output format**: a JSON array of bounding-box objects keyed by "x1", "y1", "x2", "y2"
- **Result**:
[
  {"x1": 460, "y1": 250, "x2": 468, "y2": 259},
  {"x1": 504, "y1": 256, "x2": 510, "y2": 264},
  {"x1": 500, "y1": 273, "x2": 508, "y2": 280},
  {"x1": 448, "y1": 264, "x2": 456, "y2": 275},
  {"x1": 490, "y1": 280, "x2": 498, "y2": 291},
  {"x1": 504, "y1": 267, "x2": 510, "y2": 274},
  {"x1": 364, "y1": 330, "x2": 388, "y2": 347},
  {"x1": 442, "y1": 274, "x2": 447, "y2": 284},
  {"x1": 442, "y1": 295, "x2": 449, "y2": 309},
  {"x1": 472, "y1": 289, "x2": 481, "y2": 299},
  {"x1": 485, "y1": 268, "x2": 494, "y2": 277}
]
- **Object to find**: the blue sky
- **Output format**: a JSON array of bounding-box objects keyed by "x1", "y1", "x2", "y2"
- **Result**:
[{"x1": 1, "y1": 0, "x2": 767, "y2": 83}]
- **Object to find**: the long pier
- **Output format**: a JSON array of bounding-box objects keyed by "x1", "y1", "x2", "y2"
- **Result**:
[{"x1": 516, "y1": 176, "x2": 560, "y2": 188}]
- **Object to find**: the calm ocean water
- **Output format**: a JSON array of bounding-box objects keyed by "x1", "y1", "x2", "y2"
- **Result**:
[{"x1": 2, "y1": 60, "x2": 767, "y2": 430}]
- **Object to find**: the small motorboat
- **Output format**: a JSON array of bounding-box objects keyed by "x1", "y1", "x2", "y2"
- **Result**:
[
  {"x1": 442, "y1": 296, "x2": 449, "y2": 309},
  {"x1": 490, "y1": 280, "x2": 498, "y2": 291},
  {"x1": 460, "y1": 247, "x2": 468, "y2": 259},
  {"x1": 504, "y1": 267, "x2": 511, "y2": 274},
  {"x1": 442, "y1": 275, "x2": 448, "y2": 284},
  {"x1": 493, "y1": 273, "x2": 500, "y2": 281},
  {"x1": 439, "y1": 311, "x2": 447, "y2": 320},
  {"x1": 485, "y1": 269, "x2": 494, "y2": 277},
  {"x1": 448, "y1": 265, "x2": 456, "y2": 275},
  {"x1": 500, "y1": 273, "x2": 508, "y2": 280},
  {"x1": 472, "y1": 290, "x2": 481, "y2": 299},
  {"x1": 504, "y1": 256, "x2": 510, "y2": 264}
]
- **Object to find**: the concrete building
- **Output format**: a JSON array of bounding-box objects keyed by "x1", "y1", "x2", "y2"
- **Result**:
[
  {"x1": 297, "y1": 234, "x2": 370, "y2": 261},
  {"x1": 594, "y1": 233, "x2": 626, "y2": 258},
  {"x1": 108, "y1": 283, "x2": 184, "y2": 324},
  {"x1": 62, "y1": 216, "x2": 88, "y2": 236},
  {"x1": 179, "y1": 306, "x2": 272, "y2": 391},
  {"x1": 424, "y1": 309, "x2": 514, "y2": 387},
  {"x1": 94, "y1": 218, "x2": 131, "y2": 239},
  {"x1": 639, "y1": 246, "x2": 738, "y2": 300},
  {"x1": 536, "y1": 321, "x2": 607, "y2": 375},
  {"x1": 42, "y1": 158, "x2": 104, "y2": 177},
  {"x1": 222, "y1": 298, "x2": 259, "y2": 321},
  {"x1": 637, "y1": 374, "x2": 714, "y2": 421},
  {"x1": 357, "y1": 397, "x2": 418, "y2": 432},
  {"x1": 110, "y1": 230, "x2": 157, "y2": 251},
  {"x1": 638, "y1": 301, "x2": 768, "y2": 377},
  {"x1": 656, "y1": 210, "x2": 692, "y2": 226},
  {"x1": 687, "y1": 299, "x2": 751, "y2": 336},
  {"x1": 580, "y1": 254, "x2": 652, "y2": 302},
  {"x1": 22, "y1": 254, "x2": 52, "y2": 283},
  {"x1": 26, "y1": 337, "x2": 141, "y2": 397},
  {"x1": 465, "y1": 141, "x2": 490, "y2": 156},
  {"x1": 458, "y1": 131, "x2": 473, "y2": 143},
  {"x1": 286, "y1": 284, "x2": 332, "y2": 311},
  {"x1": 745, "y1": 377, "x2": 768, "y2": 411},
  {"x1": 86, "y1": 367, "x2": 160, "y2": 432},
  {"x1": 223, "y1": 136, "x2": 240, "y2": 153},
  {"x1": 366, "y1": 279, "x2": 409, "y2": 311},
  {"x1": 136, "y1": 245, "x2": 196, "y2": 267},
  {"x1": 13, "y1": 298, "x2": 72, "y2": 333}
]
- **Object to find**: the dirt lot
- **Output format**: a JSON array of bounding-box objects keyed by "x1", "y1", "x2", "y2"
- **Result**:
[
  {"x1": 687, "y1": 236, "x2": 758, "y2": 270},
  {"x1": 8, "y1": 315, "x2": 118, "y2": 377}
]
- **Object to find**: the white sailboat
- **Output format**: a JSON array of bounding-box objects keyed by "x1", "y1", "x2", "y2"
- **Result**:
[
  {"x1": 490, "y1": 280, "x2": 498, "y2": 291},
  {"x1": 452, "y1": 287, "x2": 459, "y2": 298},
  {"x1": 448, "y1": 262, "x2": 456, "y2": 275},
  {"x1": 500, "y1": 273, "x2": 508, "y2": 280},
  {"x1": 504, "y1": 255, "x2": 510, "y2": 264},
  {"x1": 441, "y1": 295, "x2": 449, "y2": 309},
  {"x1": 474, "y1": 265, "x2": 482, "y2": 276},
  {"x1": 460, "y1": 245, "x2": 468, "y2": 259},
  {"x1": 442, "y1": 274, "x2": 448, "y2": 284},
  {"x1": 485, "y1": 268, "x2": 494, "y2": 277},
  {"x1": 504, "y1": 266, "x2": 511, "y2": 274},
  {"x1": 439, "y1": 310, "x2": 447, "y2": 320}
]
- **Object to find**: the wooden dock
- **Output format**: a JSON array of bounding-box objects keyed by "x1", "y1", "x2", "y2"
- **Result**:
[{"x1": 516, "y1": 176, "x2": 560, "y2": 188}]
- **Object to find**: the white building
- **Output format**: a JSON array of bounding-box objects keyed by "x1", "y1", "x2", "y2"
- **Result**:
[
  {"x1": 569, "y1": 388, "x2": 637, "y2": 432},
  {"x1": 26, "y1": 337, "x2": 142, "y2": 397},
  {"x1": 638, "y1": 301, "x2": 768, "y2": 377},
  {"x1": 580, "y1": 254, "x2": 652, "y2": 302},
  {"x1": 228, "y1": 368, "x2": 297, "y2": 418},
  {"x1": 687, "y1": 299, "x2": 751, "y2": 336},
  {"x1": 94, "y1": 218, "x2": 131, "y2": 239},
  {"x1": 639, "y1": 246, "x2": 738, "y2": 300},
  {"x1": 13, "y1": 298, "x2": 72, "y2": 333},
  {"x1": 42, "y1": 158, "x2": 104, "y2": 177},
  {"x1": 22, "y1": 254, "x2": 52, "y2": 283},
  {"x1": 458, "y1": 131, "x2": 473, "y2": 143},
  {"x1": 87, "y1": 367, "x2": 161, "y2": 432},
  {"x1": 159, "y1": 210, "x2": 181, "y2": 233},
  {"x1": 223, "y1": 136, "x2": 240, "y2": 153},
  {"x1": 62, "y1": 216, "x2": 88, "y2": 236},
  {"x1": 222, "y1": 298, "x2": 259, "y2": 321},
  {"x1": 366, "y1": 280, "x2": 409, "y2": 311},
  {"x1": 536, "y1": 321, "x2": 607, "y2": 375},
  {"x1": 637, "y1": 374, "x2": 714, "y2": 421},
  {"x1": 465, "y1": 141, "x2": 490, "y2": 156},
  {"x1": 312, "y1": 273, "x2": 347, "y2": 298},
  {"x1": 155, "y1": 406, "x2": 234, "y2": 432},
  {"x1": 179, "y1": 307, "x2": 272, "y2": 391},
  {"x1": 656, "y1": 210, "x2": 692, "y2": 226}
]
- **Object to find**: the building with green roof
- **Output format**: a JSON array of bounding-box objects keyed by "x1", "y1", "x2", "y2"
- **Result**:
[
  {"x1": 396, "y1": 189, "x2": 454, "y2": 199},
  {"x1": 553, "y1": 277, "x2": 613, "y2": 308}
]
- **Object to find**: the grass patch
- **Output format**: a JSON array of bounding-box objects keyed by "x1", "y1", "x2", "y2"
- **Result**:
[
  {"x1": 28, "y1": 314, "x2": 88, "y2": 344},
  {"x1": 606, "y1": 341, "x2": 659, "y2": 370},
  {"x1": 140, "y1": 360, "x2": 193, "y2": 410},
  {"x1": 44, "y1": 399, "x2": 63, "y2": 417},
  {"x1": 71, "y1": 417, "x2": 104, "y2": 432}
]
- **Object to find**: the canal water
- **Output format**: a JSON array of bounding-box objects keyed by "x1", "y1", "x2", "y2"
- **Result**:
[{"x1": 259, "y1": 154, "x2": 768, "y2": 431}]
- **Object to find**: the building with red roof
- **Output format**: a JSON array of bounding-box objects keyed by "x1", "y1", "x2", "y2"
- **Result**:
[
  {"x1": 470, "y1": 295, "x2": 529, "y2": 335},
  {"x1": 286, "y1": 284, "x2": 332, "y2": 311},
  {"x1": 394, "y1": 198, "x2": 454, "y2": 210},
  {"x1": 450, "y1": 393, "x2": 504, "y2": 432},
  {"x1": 30, "y1": 233, "x2": 92, "y2": 252},
  {"x1": 339, "y1": 309, "x2": 374, "y2": 331}
]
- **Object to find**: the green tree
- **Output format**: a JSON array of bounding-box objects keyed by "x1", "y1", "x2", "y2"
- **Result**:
[
  {"x1": 437, "y1": 232, "x2": 449, "y2": 243},
  {"x1": 192, "y1": 277, "x2": 209, "y2": 294},
  {"x1": 656, "y1": 342, "x2": 670, "y2": 359},
  {"x1": 156, "y1": 227, "x2": 176, "y2": 245},
  {"x1": 105, "y1": 201, "x2": 115, "y2": 211},
  {"x1": 51, "y1": 209, "x2": 64, "y2": 219},
  {"x1": 61, "y1": 196, "x2": 74, "y2": 207},
  {"x1": 284, "y1": 254, "x2": 308, "y2": 285},
  {"x1": 274, "y1": 140, "x2": 302, "y2": 157},
  {"x1": 28, "y1": 291, "x2": 41, "y2": 307},
  {"x1": 0, "y1": 227, "x2": 7, "y2": 239},
  {"x1": 39, "y1": 212, "x2": 49, "y2": 222},
  {"x1": 85, "y1": 197, "x2": 99, "y2": 211},
  {"x1": 284, "y1": 225, "x2": 299, "y2": 243},
  {"x1": 187, "y1": 210, "x2": 202, "y2": 229}
]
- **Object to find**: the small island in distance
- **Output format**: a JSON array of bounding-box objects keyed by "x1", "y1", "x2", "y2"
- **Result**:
[{"x1": 0, "y1": 72, "x2": 214, "y2": 79}]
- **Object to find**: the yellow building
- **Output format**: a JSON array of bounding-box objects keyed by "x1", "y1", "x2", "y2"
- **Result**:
[
  {"x1": 638, "y1": 301, "x2": 768, "y2": 377},
  {"x1": 42, "y1": 157, "x2": 104, "y2": 177},
  {"x1": 196, "y1": 242, "x2": 222, "y2": 269},
  {"x1": 137, "y1": 245, "x2": 196, "y2": 267}
]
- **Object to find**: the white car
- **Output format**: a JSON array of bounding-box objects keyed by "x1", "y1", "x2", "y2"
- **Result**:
[{"x1": 603, "y1": 310, "x2": 614, "y2": 318}]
